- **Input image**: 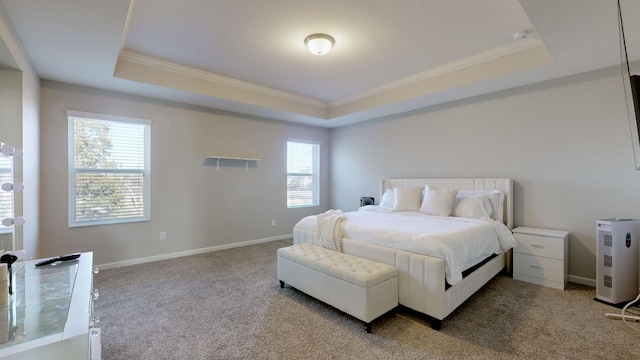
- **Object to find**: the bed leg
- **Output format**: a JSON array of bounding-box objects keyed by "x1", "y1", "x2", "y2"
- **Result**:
[
  {"x1": 279, "y1": 280, "x2": 284, "y2": 288},
  {"x1": 364, "y1": 323, "x2": 372, "y2": 333},
  {"x1": 431, "y1": 319, "x2": 442, "y2": 331}
]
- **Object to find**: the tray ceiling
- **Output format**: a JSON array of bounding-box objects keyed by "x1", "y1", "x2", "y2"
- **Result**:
[{"x1": 2, "y1": 0, "x2": 640, "y2": 127}]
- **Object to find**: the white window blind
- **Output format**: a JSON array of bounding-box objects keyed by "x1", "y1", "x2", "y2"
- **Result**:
[
  {"x1": 0, "y1": 155, "x2": 12, "y2": 233},
  {"x1": 287, "y1": 140, "x2": 320, "y2": 208},
  {"x1": 67, "y1": 111, "x2": 150, "y2": 227}
]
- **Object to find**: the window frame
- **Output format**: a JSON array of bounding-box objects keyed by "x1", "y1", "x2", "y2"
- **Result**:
[
  {"x1": 286, "y1": 139, "x2": 320, "y2": 208},
  {"x1": 67, "y1": 110, "x2": 151, "y2": 227}
]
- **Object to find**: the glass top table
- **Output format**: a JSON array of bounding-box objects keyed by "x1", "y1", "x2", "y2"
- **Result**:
[{"x1": 0, "y1": 260, "x2": 79, "y2": 349}]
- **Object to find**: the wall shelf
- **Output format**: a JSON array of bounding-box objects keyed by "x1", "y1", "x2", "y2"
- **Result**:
[{"x1": 205, "y1": 156, "x2": 261, "y2": 170}]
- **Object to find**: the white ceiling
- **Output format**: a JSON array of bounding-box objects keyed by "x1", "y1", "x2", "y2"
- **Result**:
[{"x1": 1, "y1": 0, "x2": 640, "y2": 127}]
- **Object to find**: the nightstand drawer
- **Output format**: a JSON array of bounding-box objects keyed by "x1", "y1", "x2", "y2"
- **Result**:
[
  {"x1": 513, "y1": 253, "x2": 564, "y2": 282},
  {"x1": 514, "y1": 233, "x2": 564, "y2": 260}
]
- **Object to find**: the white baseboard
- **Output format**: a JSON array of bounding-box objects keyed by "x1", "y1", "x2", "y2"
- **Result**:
[
  {"x1": 569, "y1": 274, "x2": 596, "y2": 288},
  {"x1": 97, "y1": 242, "x2": 602, "y2": 289},
  {"x1": 96, "y1": 234, "x2": 292, "y2": 270}
]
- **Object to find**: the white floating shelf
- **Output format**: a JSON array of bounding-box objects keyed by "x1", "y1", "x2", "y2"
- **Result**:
[
  {"x1": 205, "y1": 156, "x2": 261, "y2": 170},
  {"x1": 205, "y1": 156, "x2": 262, "y2": 161}
]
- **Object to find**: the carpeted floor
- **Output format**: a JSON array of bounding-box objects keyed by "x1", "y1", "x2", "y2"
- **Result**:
[{"x1": 94, "y1": 239, "x2": 640, "y2": 359}]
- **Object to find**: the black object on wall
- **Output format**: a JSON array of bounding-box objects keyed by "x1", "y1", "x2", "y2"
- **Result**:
[
  {"x1": 630, "y1": 75, "x2": 640, "y2": 139},
  {"x1": 360, "y1": 197, "x2": 374, "y2": 206}
]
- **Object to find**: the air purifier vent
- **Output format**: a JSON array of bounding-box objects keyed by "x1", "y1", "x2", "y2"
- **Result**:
[
  {"x1": 604, "y1": 234, "x2": 613, "y2": 247},
  {"x1": 604, "y1": 275, "x2": 613, "y2": 288},
  {"x1": 604, "y1": 255, "x2": 613, "y2": 268}
]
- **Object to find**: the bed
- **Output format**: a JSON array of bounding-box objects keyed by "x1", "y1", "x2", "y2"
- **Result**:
[{"x1": 292, "y1": 178, "x2": 515, "y2": 329}]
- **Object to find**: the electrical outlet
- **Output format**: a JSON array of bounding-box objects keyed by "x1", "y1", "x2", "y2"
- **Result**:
[
  {"x1": 271, "y1": 219, "x2": 276, "y2": 226},
  {"x1": 160, "y1": 231, "x2": 167, "y2": 240}
]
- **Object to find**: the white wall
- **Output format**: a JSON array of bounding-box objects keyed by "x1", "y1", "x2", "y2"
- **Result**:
[
  {"x1": 330, "y1": 65, "x2": 640, "y2": 282},
  {"x1": 39, "y1": 81, "x2": 330, "y2": 266}
]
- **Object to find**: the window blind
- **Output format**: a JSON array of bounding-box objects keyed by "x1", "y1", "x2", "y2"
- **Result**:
[
  {"x1": 287, "y1": 140, "x2": 320, "y2": 208},
  {"x1": 67, "y1": 111, "x2": 150, "y2": 227}
]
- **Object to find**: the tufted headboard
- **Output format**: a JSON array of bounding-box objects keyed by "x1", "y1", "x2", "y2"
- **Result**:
[{"x1": 380, "y1": 178, "x2": 513, "y2": 229}]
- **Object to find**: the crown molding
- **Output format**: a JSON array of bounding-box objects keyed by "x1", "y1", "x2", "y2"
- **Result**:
[
  {"x1": 330, "y1": 38, "x2": 545, "y2": 107},
  {"x1": 118, "y1": 50, "x2": 328, "y2": 109},
  {"x1": 117, "y1": 37, "x2": 548, "y2": 124}
]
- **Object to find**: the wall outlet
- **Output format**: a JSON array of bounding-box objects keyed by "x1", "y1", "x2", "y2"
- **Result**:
[
  {"x1": 160, "y1": 231, "x2": 167, "y2": 240},
  {"x1": 271, "y1": 219, "x2": 276, "y2": 226}
]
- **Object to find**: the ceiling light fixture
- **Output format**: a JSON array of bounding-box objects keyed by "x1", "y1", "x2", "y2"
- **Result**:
[{"x1": 305, "y1": 33, "x2": 335, "y2": 56}]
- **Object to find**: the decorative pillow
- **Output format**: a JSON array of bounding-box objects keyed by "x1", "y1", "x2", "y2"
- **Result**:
[
  {"x1": 452, "y1": 194, "x2": 494, "y2": 218},
  {"x1": 392, "y1": 187, "x2": 423, "y2": 211},
  {"x1": 379, "y1": 188, "x2": 395, "y2": 208},
  {"x1": 488, "y1": 190, "x2": 505, "y2": 222},
  {"x1": 419, "y1": 186, "x2": 459, "y2": 216},
  {"x1": 456, "y1": 190, "x2": 504, "y2": 223}
]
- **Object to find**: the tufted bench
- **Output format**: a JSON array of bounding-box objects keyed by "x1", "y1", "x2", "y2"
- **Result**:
[{"x1": 277, "y1": 243, "x2": 398, "y2": 333}]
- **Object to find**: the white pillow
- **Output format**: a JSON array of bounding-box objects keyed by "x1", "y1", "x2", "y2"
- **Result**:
[
  {"x1": 392, "y1": 187, "x2": 423, "y2": 211},
  {"x1": 456, "y1": 190, "x2": 504, "y2": 223},
  {"x1": 452, "y1": 194, "x2": 494, "y2": 218},
  {"x1": 379, "y1": 188, "x2": 395, "y2": 208},
  {"x1": 419, "y1": 186, "x2": 459, "y2": 216}
]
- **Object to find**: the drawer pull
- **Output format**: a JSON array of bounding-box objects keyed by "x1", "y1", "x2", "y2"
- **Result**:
[
  {"x1": 531, "y1": 244, "x2": 544, "y2": 249},
  {"x1": 530, "y1": 265, "x2": 543, "y2": 269}
]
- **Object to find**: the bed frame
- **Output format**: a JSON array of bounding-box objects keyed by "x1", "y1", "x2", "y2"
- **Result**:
[{"x1": 292, "y1": 177, "x2": 513, "y2": 330}]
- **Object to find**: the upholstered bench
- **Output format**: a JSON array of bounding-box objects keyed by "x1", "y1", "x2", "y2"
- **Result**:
[{"x1": 277, "y1": 243, "x2": 398, "y2": 333}]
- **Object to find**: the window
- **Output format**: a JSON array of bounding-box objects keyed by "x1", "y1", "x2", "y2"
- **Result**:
[
  {"x1": 67, "y1": 111, "x2": 150, "y2": 227},
  {"x1": 287, "y1": 139, "x2": 320, "y2": 208},
  {"x1": 0, "y1": 155, "x2": 11, "y2": 233}
]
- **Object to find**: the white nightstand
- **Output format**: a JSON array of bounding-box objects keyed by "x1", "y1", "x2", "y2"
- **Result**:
[{"x1": 512, "y1": 226, "x2": 569, "y2": 290}]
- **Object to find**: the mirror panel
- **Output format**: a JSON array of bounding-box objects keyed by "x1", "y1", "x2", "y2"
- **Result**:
[{"x1": 0, "y1": 152, "x2": 12, "y2": 250}]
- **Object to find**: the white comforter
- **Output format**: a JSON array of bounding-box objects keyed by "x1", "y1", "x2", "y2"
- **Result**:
[{"x1": 295, "y1": 206, "x2": 517, "y2": 285}]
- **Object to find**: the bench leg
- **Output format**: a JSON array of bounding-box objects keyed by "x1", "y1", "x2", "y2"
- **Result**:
[
  {"x1": 364, "y1": 323, "x2": 372, "y2": 333},
  {"x1": 431, "y1": 319, "x2": 442, "y2": 330},
  {"x1": 279, "y1": 280, "x2": 285, "y2": 288}
]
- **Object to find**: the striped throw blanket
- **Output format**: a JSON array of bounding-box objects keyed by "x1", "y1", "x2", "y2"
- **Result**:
[{"x1": 317, "y1": 209, "x2": 346, "y2": 252}]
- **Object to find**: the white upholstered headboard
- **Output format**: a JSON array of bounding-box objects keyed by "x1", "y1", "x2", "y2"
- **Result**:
[{"x1": 381, "y1": 178, "x2": 513, "y2": 229}]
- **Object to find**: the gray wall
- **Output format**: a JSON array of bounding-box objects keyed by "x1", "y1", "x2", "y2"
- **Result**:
[
  {"x1": 39, "y1": 81, "x2": 330, "y2": 266},
  {"x1": 0, "y1": 70, "x2": 21, "y2": 146},
  {"x1": 20, "y1": 65, "x2": 40, "y2": 259},
  {"x1": 330, "y1": 66, "x2": 640, "y2": 283},
  {"x1": 35, "y1": 61, "x2": 640, "y2": 281}
]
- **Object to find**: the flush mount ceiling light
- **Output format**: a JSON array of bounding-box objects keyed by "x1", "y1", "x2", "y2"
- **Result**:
[{"x1": 304, "y1": 33, "x2": 335, "y2": 56}]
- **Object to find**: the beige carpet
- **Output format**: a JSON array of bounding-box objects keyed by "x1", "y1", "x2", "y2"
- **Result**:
[{"x1": 94, "y1": 239, "x2": 640, "y2": 359}]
